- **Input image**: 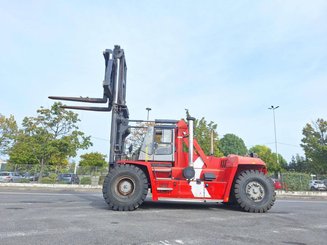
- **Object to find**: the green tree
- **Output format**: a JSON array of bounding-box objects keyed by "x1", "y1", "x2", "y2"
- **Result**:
[
  {"x1": 9, "y1": 102, "x2": 92, "y2": 181},
  {"x1": 194, "y1": 117, "x2": 223, "y2": 157},
  {"x1": 287, "y1": 154, "x2": 309, "y2": 173},
  {"x1": 249, "y1": 145, "x2": 286, "y2": 173},
  {"x1": 219, "y1": 133, "x2": 247, "y2": 156},
  {"x1": 0, "y1": 114, "x2": 18, "y2": 155},
  {"x1": 273, "y1": 152, "x2": 287, "y2": 170},
  {"x1": 79, "y1": 152, "x2": 107, "y2": 174},
  {"x1": 301, "y1": 118, "x2": 327, "y2": 174},
  {"x1": 79, "y1": 152, "x2": 107, "y2": 168}
]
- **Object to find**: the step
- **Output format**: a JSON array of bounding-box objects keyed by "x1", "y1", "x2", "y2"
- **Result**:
[
  {"x1": 152, "y1": 167, "x2": 172, "y2": 172},
  {"x1": 157, "y1": 187, "x2": 173, "y2": 191},
  {"x1": 156, "y1": 177, "x2": 172, "y2": 180},
  {"x1": 151, "y1": 163, "x2": 172, "y2": 167}
]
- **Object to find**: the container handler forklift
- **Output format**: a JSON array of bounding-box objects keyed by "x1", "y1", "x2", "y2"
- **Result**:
[{"x1": 50, "y1": 45, "x2": 276, "y2": 212}]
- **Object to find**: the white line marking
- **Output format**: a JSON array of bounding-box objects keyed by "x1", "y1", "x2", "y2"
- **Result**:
[
  {"x1": 0, "y1": 201, "x2": 91, "y2": 206},
  {"x1": 277, "y1": 199, "x2": 327, "y2": 204},
  {"x1": 0, "y1": 227, "x2": 86, "y2": 239},
  {"x1": 312, "y1": 224, "x2": 327, "y2": 229},
  {"x1": 0, "y1": 191, "x2": 101, "y2": 196}
]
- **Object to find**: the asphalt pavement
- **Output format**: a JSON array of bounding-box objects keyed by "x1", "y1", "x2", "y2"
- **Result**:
[{"x1": 0, "y1": 188, "x2": 326, "y2": 245}]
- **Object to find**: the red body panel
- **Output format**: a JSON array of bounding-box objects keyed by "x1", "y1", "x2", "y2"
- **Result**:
[{"x1": 118, "y1": 120, "x2": 267, "y2": 203}]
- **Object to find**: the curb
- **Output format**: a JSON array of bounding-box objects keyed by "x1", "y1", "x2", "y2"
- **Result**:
[{"x1": 276, "y1": 190, "x2": 327, "y2": 197}]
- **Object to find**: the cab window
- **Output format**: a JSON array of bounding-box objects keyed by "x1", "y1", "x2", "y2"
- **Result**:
[{"x1": 154, "y1": 129, "x2": 173, "y2": 155}]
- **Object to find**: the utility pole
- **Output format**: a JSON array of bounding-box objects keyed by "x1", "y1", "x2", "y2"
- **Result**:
[
  {"x1": 146, "y1": 107, "x2": 152, "y2": 121},
  {"x1": 268, "y1": 105, "x2": 279, "y2": 167},
  {"x1": 210, "y1": 130, "x2": 214, "y2": 155}
]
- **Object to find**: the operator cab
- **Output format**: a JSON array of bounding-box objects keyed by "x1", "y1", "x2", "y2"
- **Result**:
[{"x1": 138, "y1": 125, "x2": 175, "y2": 161}]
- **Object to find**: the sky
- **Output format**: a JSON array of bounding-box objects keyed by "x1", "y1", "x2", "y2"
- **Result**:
[{"x1": 0, "y1": 0, "x2": 326, "y2": 163}]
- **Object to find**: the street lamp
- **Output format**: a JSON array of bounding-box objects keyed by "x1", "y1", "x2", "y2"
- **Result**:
[
  {"x1": 268, "y1": 105, "x2": 279, "y2": 166},
  {"x1": 146, "y1": 107, "x2": 152, "y2": 121}
]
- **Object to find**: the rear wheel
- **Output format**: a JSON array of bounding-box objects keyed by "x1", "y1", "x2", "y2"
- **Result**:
[
  {"x1": 234, "y1": 170, "x2": 275, "y2": 213},
  {"x1": 102, "y1": 164, "x2": 148, "y2": 211}
]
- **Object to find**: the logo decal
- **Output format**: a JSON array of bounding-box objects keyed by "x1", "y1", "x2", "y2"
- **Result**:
[{"x1": 190, "y1": 157, "x2": 211, "y2": 198}]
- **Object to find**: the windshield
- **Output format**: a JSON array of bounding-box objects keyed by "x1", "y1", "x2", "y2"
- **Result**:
[{"x1": 0, "y1": 172, "x2": 10, "y2": 176}]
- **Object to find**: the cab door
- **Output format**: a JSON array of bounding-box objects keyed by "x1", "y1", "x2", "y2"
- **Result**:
[{"x1": 153, "y1": 126, "x2": 174, "y2": 162}]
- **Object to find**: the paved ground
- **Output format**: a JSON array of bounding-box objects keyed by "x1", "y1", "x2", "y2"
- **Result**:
[{"x1": 1, "y1": 188, "x2": 327, "y2": 245}]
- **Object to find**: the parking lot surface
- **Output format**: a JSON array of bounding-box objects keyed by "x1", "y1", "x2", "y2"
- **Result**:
[{"x1": 1, "y1": 188, "x2": 327, "y2": 245}]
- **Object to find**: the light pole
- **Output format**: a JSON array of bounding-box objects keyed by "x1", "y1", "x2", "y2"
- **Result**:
[
  {"x1": 146, "y1": 107, "x2": 152, "y2": 121},
  {"x1": 268, "y1": 105, "x2": 279, "y2": 166}
]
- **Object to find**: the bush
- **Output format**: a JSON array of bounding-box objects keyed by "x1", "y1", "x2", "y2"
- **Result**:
[
  {"x1": 80, "y1": 177, "x2": 91, "y2": 185},
  {"x1": 18, "y1": 178, "x2": 30, "y2": 183},
  {"x1": 48, "y1": 173, "x2": 57, "y2": 181},
  {"x1": 281, "y1": 172, "x2": 311, "y2": 191},
  {"x1": 40, "y1": 177, "x2": 55, "y2": 184},
  {"x1": 98, "y1": 175, "x2": 106, "y2": 185}
]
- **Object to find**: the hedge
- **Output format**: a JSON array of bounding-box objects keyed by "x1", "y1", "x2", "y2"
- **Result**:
[
  {"x1": 18, "y1": 178, "x2": 30, "y2": 183},
  {"x1": 40, "y1": 177, "x2": 55, "y2": 184},
  {"x1": 80, "y1": 177, "x2": 92, "y2": 185},
  {"x1": 281, "y1": 172, "x2": 311, "y2": 191}
]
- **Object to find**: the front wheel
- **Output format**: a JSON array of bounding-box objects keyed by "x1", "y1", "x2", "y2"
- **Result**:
[
  {"x1": 102, "y1": 164, "x2": 148, "y2": 211},
  {"x1": 234, "y1": 170, "x2": 276, "y2": 213}
]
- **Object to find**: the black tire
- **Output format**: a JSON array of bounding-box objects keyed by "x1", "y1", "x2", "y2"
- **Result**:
[
  {"x1": 102, "y1": 164, "x2": 148, "y2": 211},
  {"x1": 234, "y1": 170, "x2": 276, "y2": 213}
]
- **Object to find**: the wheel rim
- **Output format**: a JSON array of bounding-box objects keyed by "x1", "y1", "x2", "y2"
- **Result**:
[
  {"x1": 245, "y1": 181, "x2": 265, "y2": 202},
  {"x1": 115, "y1": 177, "x2": 135, "y2": 197}
]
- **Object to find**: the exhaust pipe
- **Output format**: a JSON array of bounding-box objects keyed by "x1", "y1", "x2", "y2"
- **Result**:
[
  {"x1": 187, "y1": 115, "x2": 195, "y2": 167},
  {"x1": 183, "y1": 113, "x2": 196, "y2": 179}
]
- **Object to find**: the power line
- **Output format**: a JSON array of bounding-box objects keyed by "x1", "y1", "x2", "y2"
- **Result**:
[
  {"x1": 278, "y1": 142, "x2": 301, "y2": 148},
  {"x1": 264, "y1": 142, "x2": 301, "y2": 148},
  {"x1": 91, "y1": 136, "x2": 110, "y2": 142},
  {"x1": 248, "y1": 142, "x2": 301, "y2": 149}
]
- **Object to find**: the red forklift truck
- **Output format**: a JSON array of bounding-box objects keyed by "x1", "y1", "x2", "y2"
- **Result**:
[{"x1": 50, "y1": 45, "x2": 276, "y2": 213}]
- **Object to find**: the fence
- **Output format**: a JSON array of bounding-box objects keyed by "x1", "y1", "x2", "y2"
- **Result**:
[
  {"x1": 279, "y1": 172, "x2": 311, "y2": 191},
  {"x1": 272, "y1": 172, "x2": 327, "y2": 191},
  {"x1": 1, "y1": 163, "x2": 108, "y2": 185}
]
